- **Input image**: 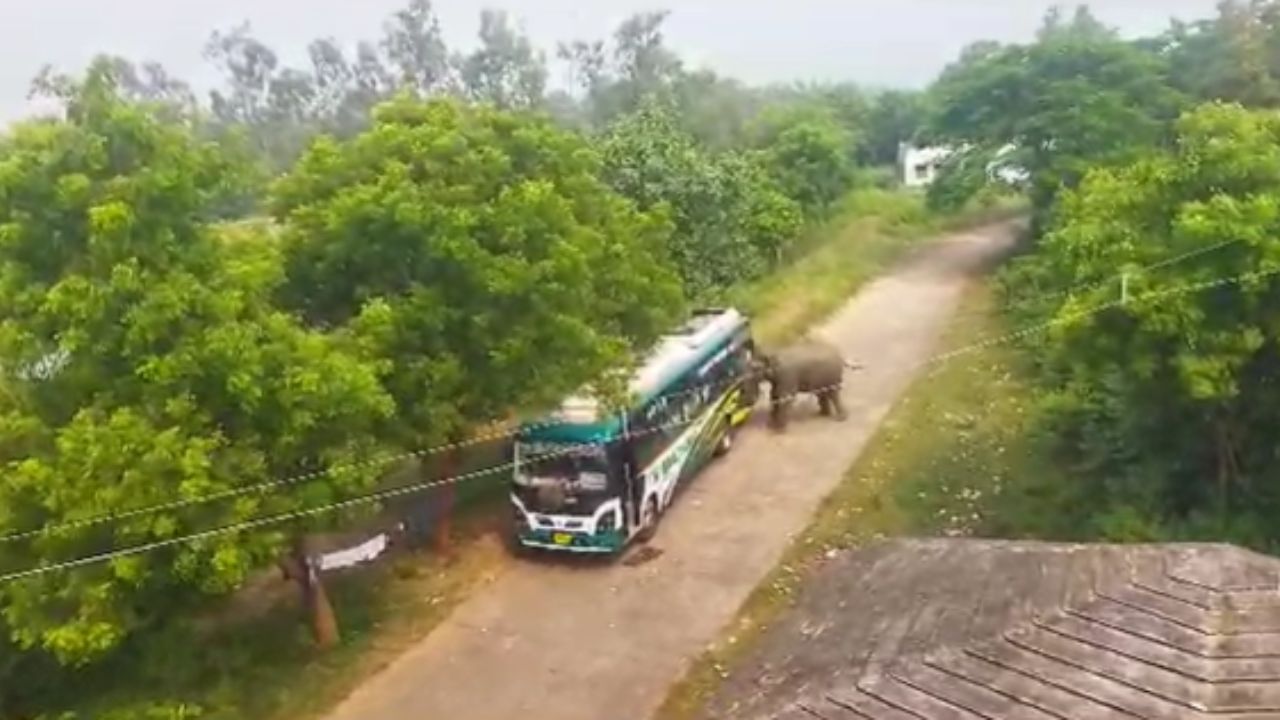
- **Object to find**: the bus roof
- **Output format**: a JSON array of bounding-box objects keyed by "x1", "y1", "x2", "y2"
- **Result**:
[{"x1": 519, "y1": 308, "x2": 750, "y2": 442}]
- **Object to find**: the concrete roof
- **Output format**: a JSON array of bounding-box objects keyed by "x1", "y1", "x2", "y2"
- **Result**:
[{"x1": 706, "y1": 538, "x2": 1280, "y2": 719}]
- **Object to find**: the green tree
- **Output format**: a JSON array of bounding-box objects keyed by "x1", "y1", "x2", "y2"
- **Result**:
[
  {"x1": 669, "y1": 69, "x2": 761, "y2": 150},
  {"x1": 599, "y1": 101, "x2": 800, "y2": 297},
  {"x1": 33, "y1": 56, "x2": 197, "y2": 123},
  {"x1": 750, "y1": 104, "x2": 856, "y2": 215},
  {"x1": 380, "y1": 0, "x2": 453, "y2": 95},
  {"x1": 456, "y1": 9, "x2": 548, "y2": 110},
  {"x1": 861, "y1": 89, "x2": 926, "y2": 167},
  {"x1": 926, "y1": 147, "x2": 995, "y2": 212},
  {"x1": 1037, "y1": 4, "x2": 1117, "y2": 42},
  {"x1": 1161, "y1": 0, "x2": 1280, "y2": 108},
  {"x1": 272, "y1": 96, "x2": 683, "y2": 447},
  {"x1": 558, "y1": 11, "x2": 685, "y2": 129},
  {"x1": 1026, "y1": 103, "x2": 1280, "y2": 543},
  {"x1": 929, "y1": 20, "x2": 1186, "y2": 226},
  {"x1": 0, "y1": 61, "x2": 393, "y2": 677}
]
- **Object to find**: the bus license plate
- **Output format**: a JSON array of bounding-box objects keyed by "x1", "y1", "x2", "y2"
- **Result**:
[{"x1": 553, "y1": 532, "x2": 573, "y2": 546}]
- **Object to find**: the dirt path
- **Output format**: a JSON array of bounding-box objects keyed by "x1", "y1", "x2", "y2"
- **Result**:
[{"x1": 322, "y1": 221, "x2": 1019, "y2": 720}]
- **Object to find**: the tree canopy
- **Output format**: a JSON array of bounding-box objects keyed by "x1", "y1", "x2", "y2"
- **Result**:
[
  {"x1": 0, "y1": 1, "x2": 1094, "y2": 717},
  {"x1": 1015, "y1": 103, "x2": 1280, "y2": 542},
  {"x1": 928, "y1": 14, "x2": 1186, "y2": 224},
  {"x1": 0, "y1": 61, "x2": 394, "y2": 668},
  {"x1": 272, "y1": 96, "x2": 684, "y2": 445},
  {"x1": 598, "y1": 101, "x2": 802, "y2": 298}
]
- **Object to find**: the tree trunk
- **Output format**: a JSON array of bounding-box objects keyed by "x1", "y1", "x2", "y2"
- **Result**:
[
  {"x1": 432, "y1": 444, "x2": 461, "y2": 557},
  {"x1": 307, "y1": 563, "x2": 340, "y2": 649},
  {"x1": 282, "y1": 541, "x2": 340, "y2": 649}
]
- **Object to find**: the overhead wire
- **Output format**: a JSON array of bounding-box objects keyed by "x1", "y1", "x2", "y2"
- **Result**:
[
  {"x1": 2, "y1": 224, "x2": 1239, "y2": 543},
  {"x1": 0, "y1": 409, "x2": 710, "y2": 583},
  {"x1": 5, "y1": 258, "x2": 1280, "y2": 584},
  {"x1": 1, "y1": 230, "x2": 1246, "y2": 545},
  {"x1": 943, "y1": 235, "x2": 1248, "y2": 325}
]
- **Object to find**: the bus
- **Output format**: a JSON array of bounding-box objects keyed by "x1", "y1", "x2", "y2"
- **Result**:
[{"x1": 509, "y1": 308, "x2": 757, "y2": 554}]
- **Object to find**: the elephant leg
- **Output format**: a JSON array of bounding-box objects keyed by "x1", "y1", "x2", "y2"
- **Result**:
[
  {"x1": 817, "y1": 391, "x2": 833, "y2": 417},
  {"x1": 770, "y1": 398, "x2": 790, "y2": 432},
  {"x1": 830, "y1": 389, "x2": 847, "y2": 421}
]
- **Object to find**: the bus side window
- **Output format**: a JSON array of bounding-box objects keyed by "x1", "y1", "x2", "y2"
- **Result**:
[{"x1": 632, "y1": 396, "x2": 673, "y2": 470}]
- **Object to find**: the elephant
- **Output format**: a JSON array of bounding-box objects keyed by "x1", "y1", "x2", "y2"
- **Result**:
[{"x1": 752, "y1": 338, "x2": 860, "y2": 431}]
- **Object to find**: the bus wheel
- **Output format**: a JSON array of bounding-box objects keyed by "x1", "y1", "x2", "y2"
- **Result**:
[{"x1": 636, "y1": 497, "x2": 661, "y2": 543}]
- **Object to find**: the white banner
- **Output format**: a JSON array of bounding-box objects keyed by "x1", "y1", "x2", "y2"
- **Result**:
[{"x1": 317, "y1": 533, "x2": 389, "y2": 571}]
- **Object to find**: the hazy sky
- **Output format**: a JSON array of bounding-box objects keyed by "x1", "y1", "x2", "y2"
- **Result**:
[{"x1": 0, "y1": 0, "x2": 1222, "y2": 123}]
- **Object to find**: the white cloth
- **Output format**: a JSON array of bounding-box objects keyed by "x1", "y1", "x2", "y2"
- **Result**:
[{"x1": 317, "y1": 533, "x2": 389, "y2": 571}]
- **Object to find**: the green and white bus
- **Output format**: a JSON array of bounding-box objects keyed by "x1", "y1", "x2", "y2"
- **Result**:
[{"x1": 510, "y1": 308, "x2": 757, "y2": 554}]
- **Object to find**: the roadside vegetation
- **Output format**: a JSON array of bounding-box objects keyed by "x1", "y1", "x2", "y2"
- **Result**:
[
  {"x1": 16, "y1": 187, "x2": 1011, "y2": 720},
  {"x1": 666, "y1": 1, "x2": 1280, "y2": 715},
  {"x1": 0, "y1": 2, "x2": 1022, "y2": 716}
]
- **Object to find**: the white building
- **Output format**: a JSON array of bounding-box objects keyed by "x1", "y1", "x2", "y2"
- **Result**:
[
  {"x1": 898, "y1": 143, "x2": 953, "y2": 188},
  {"x1": 897, "y1": 142, "x2": 1028, "y2": 188}
]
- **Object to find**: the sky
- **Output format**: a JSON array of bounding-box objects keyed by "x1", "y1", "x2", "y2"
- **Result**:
[{"x1": 0, "y1": 0, "x2": 1223, "y2": 123}]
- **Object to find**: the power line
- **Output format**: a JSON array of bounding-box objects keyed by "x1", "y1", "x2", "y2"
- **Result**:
[
  {"x1": 1019, "y1": 236, "x2": 1246, "y2": 304},
  {"x1": 928, "y1": 263, "x2": 1280, "y2": 366},
  {"x1": 945, "y1": 236, "x2": 1248, "y2": 325},
  {"x1": 1, "y1": 233, "x2": 1245, "y2": 544},
  {"x1": 0, "y1": 358, "x2": 735, "y2": 544},
  {"x1": 0, "y1": 416, "x2": 686, "y2": 583},
  {"x1": 5, "y1": 261, "x2": 1279, "y2": 584}
]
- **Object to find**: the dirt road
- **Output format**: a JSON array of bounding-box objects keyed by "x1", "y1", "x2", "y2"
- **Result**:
[{"x1": 322, "y1": 221, "x2": 1019, "y2": 720}]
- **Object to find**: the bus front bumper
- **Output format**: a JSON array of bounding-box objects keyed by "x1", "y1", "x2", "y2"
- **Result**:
[{"x1": 517, "y1": 528, "x2": 626, "y2": 554}]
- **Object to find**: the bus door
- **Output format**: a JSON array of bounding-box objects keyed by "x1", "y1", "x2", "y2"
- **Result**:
[{"x1": 620, "y1": 416, "x2": 642, "y2": 531}]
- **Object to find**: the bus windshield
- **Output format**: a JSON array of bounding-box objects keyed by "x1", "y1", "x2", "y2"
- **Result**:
[{"x1": 515, "y1": 441, "x2": 611, "y2": 492}]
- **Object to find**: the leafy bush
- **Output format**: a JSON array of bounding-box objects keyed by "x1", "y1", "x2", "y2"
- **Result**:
[{"x1": 598, "y1": 100, "x2": 801, "y2": 298}]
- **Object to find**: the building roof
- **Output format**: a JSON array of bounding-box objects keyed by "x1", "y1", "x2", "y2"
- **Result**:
[{"x1": 706, "y1": 538, "x2": 1280, "y2": 719}]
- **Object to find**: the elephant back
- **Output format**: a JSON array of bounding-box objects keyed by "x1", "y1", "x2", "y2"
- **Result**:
[{"x1": 775, "y1": 340, "x2": 844, "y2": 392}]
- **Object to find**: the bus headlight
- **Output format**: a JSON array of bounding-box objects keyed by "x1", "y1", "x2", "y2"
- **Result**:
[{"x1": 597, "y1": 511, "x2": 617, "y2": 533}]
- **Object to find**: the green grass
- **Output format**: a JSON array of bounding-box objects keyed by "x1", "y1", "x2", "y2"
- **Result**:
[
  {"x1": 46, "y1": 190, "x2": 1026, "y2": 720},
  {"x1": 657, "y1": 280, "x2": 1066, "y2": 720}
]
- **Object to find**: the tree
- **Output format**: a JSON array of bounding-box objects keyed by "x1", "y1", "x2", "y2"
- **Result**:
[
  {"x1": 272, "y1": 96, "x2": 684, "y2": 452},
  {"x1": 862, "y1": 89, "x2": 927, "y2": 166},
  {"x1": 750, "y1": 104, "x2": 856, "y2": 216},
  {"x1": 32, "y1": 56, "x2": 198, "y2": 127},
  {"x1": 381, "y1": 0, "x2": 452, "y2": 95},
  {"x1": 598, "y1": 101, "x2": 800, "y2": 297},
  {"x1": 720, "y1": 152, "x2": 805, "y2": 264},
  {"x1": 204, "y1": 22, "x2": 319, "y2": 168},
  {"x1": 1023, "y1": 103, "x2": 1280, "y2": 543},
  {"x1": 1037, "y1": 4, "x2": 1117, "y2": 42},
  {"x1": 204, "y1": 22, "x2": 283, "y2": 128},
  {"x1": 928, "y1": 22, "x2": 1186, "y2": 226},
  {"x1": 926, "y1": 147, "x2": 996, "y2": 212},
  {"x1": 456, "y1": 9, "x2": 548, "y2": 109},
  {"x1": 0, "y1": 62, "x2": 394, "y2": 674},
  {"x1": 1161, "y1": 0, "x2": 1280, "y2": 108},
  {"x1": 670, "y1": 69, "x2": 761, "y2": 149},
  {"x1": 613, "y1": 11, "x2": 683, "y2": 107},
  {"x1": 558, "y1": 11, "x2": 684, "y2": 129},
  {"x1": 29, "y1": 55, "x2": 265, "y2": 220}
]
